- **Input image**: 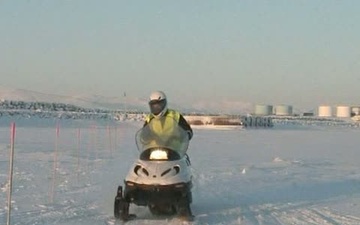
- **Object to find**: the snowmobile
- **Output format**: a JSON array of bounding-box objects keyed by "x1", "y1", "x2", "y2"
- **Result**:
[{"x1": 114, "y1": 117, "x2": 194, "y2": 221}]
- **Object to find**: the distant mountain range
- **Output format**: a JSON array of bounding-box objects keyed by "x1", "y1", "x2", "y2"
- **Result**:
[{"x1": 0, "y1": 86, "x2": 253, "y2": 114}]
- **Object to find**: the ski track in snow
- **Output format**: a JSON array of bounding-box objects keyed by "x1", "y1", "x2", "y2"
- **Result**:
[{"x1": 1, "y1": 122, "x2": 360, "y2": 224}]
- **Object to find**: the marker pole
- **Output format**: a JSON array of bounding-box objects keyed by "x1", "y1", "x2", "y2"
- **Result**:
[
  {"x1": 7, "y1": 122, "x2": 16, "y2": 225},
  {"x1": 50, "y1": 122, "x2": 60, "y2": 203}
]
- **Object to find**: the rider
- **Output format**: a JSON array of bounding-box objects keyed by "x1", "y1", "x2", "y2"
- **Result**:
[
  {"x1": 143, "y1": 90, "x2": 193, "y2": 140},
  {"x1": 143, "y1": 91, "x2": 194, "y2": 219}
]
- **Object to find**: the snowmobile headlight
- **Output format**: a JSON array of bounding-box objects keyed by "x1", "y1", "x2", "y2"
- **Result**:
[{"x1": 149, "y1": 149, "x2": 168, "y2": 160}]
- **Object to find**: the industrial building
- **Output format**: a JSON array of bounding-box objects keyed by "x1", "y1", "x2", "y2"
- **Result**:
[
  {"x1": 253, "y1": 104, "x2": 359, "y2": 119},
  {"x1": 336, "y1": 106, "x2": 351, "y2": 118},
  {"x1": 254, "y1": 104, "x2": 293, "y2": 116},
  {"x1": 318, "y1": 105, "x2": 332, "y2": 117},
  {"x1": 274, "y1": 105, "x2": 293, "y2": 116},
  {"x1": 254, "y1": 104, "x2": 273, "y2": 116}
]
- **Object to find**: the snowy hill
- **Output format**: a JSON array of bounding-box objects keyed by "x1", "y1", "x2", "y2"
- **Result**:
[
  {"x1": 0, "y1": 86, "x2": 252, "y2": 114},
  {"x1": 0, "y1": 86, "x2": 147, "y2": 112}
]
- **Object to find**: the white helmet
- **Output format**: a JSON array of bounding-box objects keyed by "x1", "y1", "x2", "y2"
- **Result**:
[{"x1": 148, "y1": 91, "x2": 168, "y2": 117}]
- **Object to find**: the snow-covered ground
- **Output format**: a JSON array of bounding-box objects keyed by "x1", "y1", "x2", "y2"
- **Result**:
[{"x1": 1, "y1": 119, "x2": 360, "y2": 225}]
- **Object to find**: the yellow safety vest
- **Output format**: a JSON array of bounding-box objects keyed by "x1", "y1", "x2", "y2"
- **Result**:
[
  {"x1": 145, "y1": 110, "x2": 182, "y2": 149},
  {"x1": 145, "y1": 109, "x2": 180, "y2": 128}
]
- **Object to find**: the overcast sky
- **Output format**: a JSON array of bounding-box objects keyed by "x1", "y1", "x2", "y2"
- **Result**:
[{"x1": 1, "y1": 0, "x2": 359, "y2": 110}]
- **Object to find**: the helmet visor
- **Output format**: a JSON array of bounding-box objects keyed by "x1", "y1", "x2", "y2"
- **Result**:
[{"x1": 149, "y1": 99, "x2": 166, "y2": 115}]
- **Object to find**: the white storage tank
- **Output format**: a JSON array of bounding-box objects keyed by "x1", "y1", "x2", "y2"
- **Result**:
[
  {"x1": 318, "y1": 105, "x2": 332, "y2": 117},
  {"x1": 336, "y1": 106, "x2": 351, "y2": 118},
  {"x1": 352, "y1": 107, "x2": 360, "y2": 116},
  {"x1": 254, "y1": 104, "x2": 273, "y2": 116},
  {"x1": 274, "y1": 105, "x2": 293, "y2": 116}
]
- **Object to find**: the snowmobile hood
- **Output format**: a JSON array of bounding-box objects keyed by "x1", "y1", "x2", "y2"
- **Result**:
[{"x1": 125, "y1": 158, "x2": 192, "y2": 186}]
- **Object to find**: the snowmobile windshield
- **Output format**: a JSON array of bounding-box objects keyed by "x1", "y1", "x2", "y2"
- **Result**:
[{"x1": 135, "y1": 117, "x2": 189, "y2": 159}]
